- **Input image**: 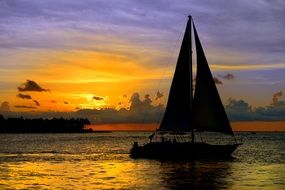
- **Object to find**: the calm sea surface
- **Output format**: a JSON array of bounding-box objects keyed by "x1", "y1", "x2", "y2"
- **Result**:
[{"x1": 0, "y1": 132, "x2": 284, "y2": 189}]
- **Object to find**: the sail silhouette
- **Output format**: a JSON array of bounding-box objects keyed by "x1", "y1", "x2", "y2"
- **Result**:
[
  {"x1": 192, "y1": 22, "x2": 233, "y2": 135},
  {"x1": 159, "y1": 18, "x2": 192, "y2": 132},
  {"x1": 160, "y1": 17, "x2": 232, "y2": 135},
  {"x1": 130, "y1": 16, "x2": 241, "y2": 160}
]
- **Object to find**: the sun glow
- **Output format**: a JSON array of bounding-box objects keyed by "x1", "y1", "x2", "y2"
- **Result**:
[{"x1": 2, "y1": 43, "x2": 170, "y2": 112}]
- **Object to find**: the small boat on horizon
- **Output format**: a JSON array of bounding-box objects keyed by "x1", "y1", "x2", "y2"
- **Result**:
[{"x1": 130, "y1": 16, "x2": 242, "y2": 160}]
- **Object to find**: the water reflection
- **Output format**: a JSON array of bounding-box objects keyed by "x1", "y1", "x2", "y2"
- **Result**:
[
  {"x1": 158, "y1": 161, "x2": 232, "y2": 189},
  {"x1": 0, "y1": 133, "x2": 284, "y2": 189}
]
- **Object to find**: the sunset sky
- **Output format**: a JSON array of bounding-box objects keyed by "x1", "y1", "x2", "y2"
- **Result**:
[{"x1": 1, "y1": 0, "x2": 285, "y2": 124}]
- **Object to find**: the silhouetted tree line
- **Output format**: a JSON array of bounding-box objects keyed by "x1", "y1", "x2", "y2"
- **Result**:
[{"x1": 0, "y1": 115, "x2": 92, "y2": 133}]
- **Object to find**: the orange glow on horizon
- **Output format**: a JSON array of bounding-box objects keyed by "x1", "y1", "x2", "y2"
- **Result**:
[
  {"x1": 90, "y1": 121, "x2": 285, "y2": 132},
  {"x1": 231, "y1": 121, "x2": 285, "y2": 132}
]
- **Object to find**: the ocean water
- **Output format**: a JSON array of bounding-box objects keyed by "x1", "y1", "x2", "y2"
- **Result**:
[{"x1": 0, "y1": 132, "x2": 284, "y2": 189}]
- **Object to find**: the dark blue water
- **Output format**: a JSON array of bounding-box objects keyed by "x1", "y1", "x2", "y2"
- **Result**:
[{"x1": 0, "y1": 132, "x2": 284, "y2": 189}]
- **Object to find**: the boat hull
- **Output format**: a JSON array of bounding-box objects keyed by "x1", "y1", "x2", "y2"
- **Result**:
[{"x1": 130, "y1": 142, "x2": 241, "y2": 160}]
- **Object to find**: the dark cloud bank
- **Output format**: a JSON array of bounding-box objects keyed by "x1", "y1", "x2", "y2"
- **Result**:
[
  {"x1": 225, "y1": 99, "x2": 285, "y2": 121},
  {"x1": 77, "y1": 93, "x2": 164, "y2": 124},
  {"x1": 2, "y1": 92, "x2": 285, "y2": 124}
]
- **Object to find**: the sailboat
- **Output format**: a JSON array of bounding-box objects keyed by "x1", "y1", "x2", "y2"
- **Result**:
[{"x1": 130, "y1": 16, "x2": 241, "y2": 159}]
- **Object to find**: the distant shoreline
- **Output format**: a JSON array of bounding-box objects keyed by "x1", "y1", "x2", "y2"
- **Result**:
[{"x1": 0, "y1": 115, "x2": 92, "y2": 133}]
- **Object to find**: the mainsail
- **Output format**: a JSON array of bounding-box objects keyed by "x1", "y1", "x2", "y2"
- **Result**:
[
  {"x1": 159, "y1": 17, "x2": 193, "y2": 132},
  {"x1": 159, "y1": 16, "x2": 233, "y2": 135}
]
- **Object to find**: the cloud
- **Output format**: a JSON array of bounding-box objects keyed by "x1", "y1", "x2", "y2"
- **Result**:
[
  {"x1": 225, "y1": 98, "x2": 253, "y2": 120},
  {"x1": 116, "y1": 94, "x2": 128, "y2": 109},
  {"x1": 130, "y1": 92, "x2": 153, "y2": 110},
  {"x1": 213, "y1": 77, "x2": 223, "y2": 85},
  {"x1": 33, "y1": 100, "x2": 40, "y2": 106},
  {"x1": 51, "y1": 100, "x2": 57, "y2": 103},
  {"x1": 76, "y1": 92, "x2": 164, "y2": 124},
  {"x1": 155, "y1": 91, "x2": 164, "y2": 100},
  {"x1": 17, "y1": 93, "x2": 32, "y2": 99},
  {"x1": 225, "y1": 98, "x2": 285, "y2": 121},
  {"x1": 3, "y1": 92, "x2": 162, "y2": 124},
  {"x1": 254, "y1": 103, "x2": 285, "y2": 120},
  {"x1": 218, "y1": 73, "x2": 235, "y2": 80},
  {"x1": 272, "y1": 91, "x2": 283, "y2": 105},
  {"x1": 129, "y1": 93, "x2": 141, "y2": 108},
  {"x1": 194, "y1": 76, "x2": 222, "y2": 85},
  {"x1": 14, "y1": 105, "x2": 37, "y2": 109},
  {"x1": 3, "y1": 95, "x2": 285, "y2": 123},
  {"x1": 18, "y1": 80, "x2": 49, "y2": 92},
  {"x1": 226, "y1": 98, "x2": 252, "y2": 113},
  {"x1": 93, "y1": 95, "x2": 104, "y2": 101},
  {"x1": 0, "y1": 101, "x2": 10, "y2": 112},
  {"x1": 144, "y1": 94, "x2": 152, "y2": 105}
]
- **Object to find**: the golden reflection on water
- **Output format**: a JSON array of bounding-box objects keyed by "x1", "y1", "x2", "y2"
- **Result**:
[
  {"x1": 0, "y1": 132, "x2": 284, "y2": 189},
  {"x1": 1, "y1": 158, "x2": 284, "y2": 189},
  {"x1": 0, "y1": 159, "x2": 143, "y2": 189},
  {"x1": 230, "y1": 163, "x2": 285, "y2": 189}
]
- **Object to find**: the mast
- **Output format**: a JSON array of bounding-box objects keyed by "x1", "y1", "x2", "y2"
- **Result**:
[{"x1": 188, "y1": 15, "x2": 195, "y2": 143}]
